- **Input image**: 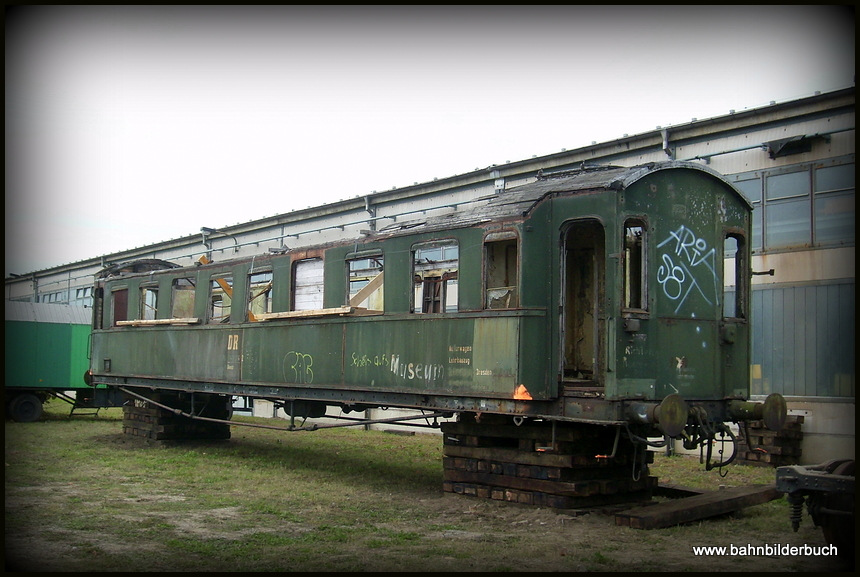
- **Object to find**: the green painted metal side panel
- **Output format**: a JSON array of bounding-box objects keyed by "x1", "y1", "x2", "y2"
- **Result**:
[
  {"x1": 456, "y1": 229, "x2": 485, "y2": 312},
  {"x1": 343, "y1": 316, "x2": 523, "y2": 396},
  {"x1": 68, "y1": 324, "x2": 91, "y2": 388},
  {"x1": 518, "y1": 207, "x2": 554, "y2": 314},
  {"x1": 242, "y1": 322, "x2": 344, "y2": 385},
  {"x1": 5, "y1": 320, "x2": 91, "y2": 391},
  {"x1": 514, "y1": 207, "x2": 556, "y2": 398},
  {"x1": 5, "y1": 321, "x2": 37, "y2": 388},
  {"x1": 517, "y1": 314, "x2": 553, "y2": 398},
  {"x1": 93, "y1": 327, "x2": 244, "y2": 382},
  {"x1": 90, "y1": 314, "x2": 551, "y2": 399}
]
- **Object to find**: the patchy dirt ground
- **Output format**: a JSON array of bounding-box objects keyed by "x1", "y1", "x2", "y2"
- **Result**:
[{"x1": 5, "y1": 477, "x2": 850, "y2": 573}]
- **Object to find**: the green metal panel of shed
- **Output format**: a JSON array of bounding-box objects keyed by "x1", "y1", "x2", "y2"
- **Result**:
[{"x1": 5, "y1": 302, "x2": 92, "y2": 391}]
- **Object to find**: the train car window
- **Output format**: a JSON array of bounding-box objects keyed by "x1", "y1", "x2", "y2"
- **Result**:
[
  {"x1": 208, "y1": 275, "x2": 233, "y2": 324},
  {"x1": 292, "y1": 258, "x2": 324, "y2": 311},
  {"x1": 110, "y1": 288, "x2": 128, "y2": 327},
  {"x1": 248, "y1": 270, "x2": 274, "y2": 321},
  {"x1": 413, "y1": 241, "x2": 458, "y2": 313},
  {"x1": 347, "y1": 253, "x2": 384, "y2": 311},
  {"x1": 622, "y1": 219, "x2": 648, "y2": 311},
  {"x1": 170, "y1": 277, "x2": 196, "y2": 318},
  {"x1": 722, "y1": 233, "x2": 747, "y2": 319},
  {"x1": 484, "y1": 233, "x2": 518, "y2": 309},
  {"x1": 139, "y1": 285, "x2": 158, "y2": 320}
]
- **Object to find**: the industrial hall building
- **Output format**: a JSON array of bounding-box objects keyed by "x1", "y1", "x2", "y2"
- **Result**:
[{"x1": 5, "y1": 86, "x2": 854, "y2": 464}]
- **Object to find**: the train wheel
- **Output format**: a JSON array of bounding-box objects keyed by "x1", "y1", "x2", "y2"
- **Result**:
[{"x1": 9, "y1": 394, "x2": 44, "y2": 423}]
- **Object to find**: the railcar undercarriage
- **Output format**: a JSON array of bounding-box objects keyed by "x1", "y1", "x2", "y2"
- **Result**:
[{"x1": 114, "y1": 384, "x2": 784, "y2": 510}]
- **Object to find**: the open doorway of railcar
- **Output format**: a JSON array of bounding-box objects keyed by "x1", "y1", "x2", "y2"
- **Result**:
[{"x1": 561, "y1": 219, "x2": 606, "y2": 388}]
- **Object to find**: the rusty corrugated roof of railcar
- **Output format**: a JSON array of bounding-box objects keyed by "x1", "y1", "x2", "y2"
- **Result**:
[
  {"x1": 487, "y1": 164, "x2": 632, "y2": 213},
  {"x1": 96, "y1": 258, "x2": 183, "y2": 279},
  {"x1": 399, "y1": 161, "x2": 744, "y2": 234},
  {"x1": 393, "y1": 164, "x2": 632, "y2": 233}
]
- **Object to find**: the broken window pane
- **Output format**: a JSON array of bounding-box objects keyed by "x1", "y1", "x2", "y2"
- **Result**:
[
  {"x1": 209, "y1": 276, "x2": 233, "y2": 324},
  {"x1": 140, "y1": 285, "x2": 158, "y2": 320},
  {"x1": 171, "y1": 277, "x2": 196, "y2": 319},
  {"x1": 485, "y1": 235, "x2": 518, "y2": 309},
  {"x1": 413, "y1": 241, "x2": 458, "y2": 313},
  {"x1": 347, "y1": 254, "x2": 384, "y2": 311},
  {"x1": 248, "y1": 270, "x2": 274, "y2": 320},
  {"x1": 623, "y1": 219, "x2": 647, "y2": 311},
  {"x1": 723, "y1": 233, "x2": 746, "y2": 319}
]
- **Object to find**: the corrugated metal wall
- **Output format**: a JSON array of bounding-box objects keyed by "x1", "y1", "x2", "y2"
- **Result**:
[{"x1": 752, "y1": 281, "x2": 855, "y2": 397}]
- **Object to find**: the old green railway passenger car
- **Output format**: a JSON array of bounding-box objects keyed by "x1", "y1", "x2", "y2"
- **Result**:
[{"x1": 88, "y1": 162, "x2": 786, "y2": 501}]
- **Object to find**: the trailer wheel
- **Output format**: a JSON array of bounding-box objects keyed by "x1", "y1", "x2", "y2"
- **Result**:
[
  {"x1": 820, "y1": 460, "x2": 855, "y2": 561},
  {"x1": 9, "y1": 394, "x2": 44, "y2": 423}
]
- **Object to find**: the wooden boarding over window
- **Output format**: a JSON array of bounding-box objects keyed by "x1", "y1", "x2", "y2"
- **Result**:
[
  {"x1": 349, "y1": 271, "x2": 384, "y2": 307},
  {"x1": 116, "y1": 318, "x2": 200, "y2": 326},
  {"x1": 254, "y1": 306, "x2": 383, "y2": 321}
]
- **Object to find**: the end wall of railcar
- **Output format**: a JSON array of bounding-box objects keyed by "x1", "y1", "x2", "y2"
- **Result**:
[{"x1": 609, "y1": 169, "x2": 751, "y2": 403}]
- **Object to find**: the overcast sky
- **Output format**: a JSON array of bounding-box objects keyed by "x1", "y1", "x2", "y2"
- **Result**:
[{"x1": 5, "y1": 5, "x2": 855, "y2": 277}]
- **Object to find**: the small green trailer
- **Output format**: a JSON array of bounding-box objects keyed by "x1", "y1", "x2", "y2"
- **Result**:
[{"x1": 5, "y1": 301, "x2": 121, "y2": 422}]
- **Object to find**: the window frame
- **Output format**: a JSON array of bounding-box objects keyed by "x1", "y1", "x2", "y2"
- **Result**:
[
  {"x1": 110, "y1": 286, "x2": 129, "y2": 327},
  {"x1": 139, "y1": 283, "x2": 159, "y2": 321},
  {"x1": 729, "y1": 158, "x2": 854, "y2": 253},
  {"x1": 247, "y1": 268, "x2": 274, "y2": 321},
  {"x1": 292, "y1": 257, "x2": 324, "y2": 312},
  {"x1": 621, "y1": 217, "x2": 649, "y2": 314},
  {"x1": 722, "y1": 230, "x2": 748, "y2": 321},
  {"x1": 483, "y1": 231, "x2": 519, "y2": 310},
  {"x1": 207, "y1": 274, "x2": 234, "y2": 324},
  {"x1": 170, "y1": 276, "x2": 197, "y2": 319},
  {"x1": 412, "y1": 239, "x2": 459, "y2": 314},
  {"x1": 346, "y1": 250, "x2": 384, "y2": 311}
]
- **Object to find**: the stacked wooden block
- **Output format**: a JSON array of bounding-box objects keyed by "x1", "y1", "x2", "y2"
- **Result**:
[
  {"x1": 122, "y1": 392, "x2": 231, "y2": 441},
  {"x1": 441, "y1": 415, "x2": 656, "y2": 509},
  {"x1": 735, "y1": 415, "x2": 803, "y2": 467}
]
